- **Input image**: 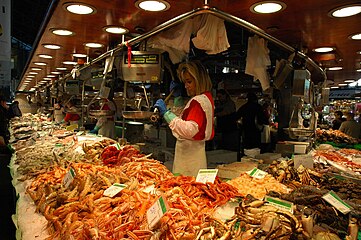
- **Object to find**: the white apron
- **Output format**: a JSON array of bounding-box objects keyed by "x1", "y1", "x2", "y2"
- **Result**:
[
  {"x1": 99, "y1": 120, "x2": 115, "y2": 139},
  {"x1": 172, "y1": 94, "x2": 213, "y2": 177}
]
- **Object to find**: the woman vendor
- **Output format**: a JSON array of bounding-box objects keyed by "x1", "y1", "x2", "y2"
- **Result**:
[{"x1": 154, "y1": 60, "x2": 214, "y2": 176}]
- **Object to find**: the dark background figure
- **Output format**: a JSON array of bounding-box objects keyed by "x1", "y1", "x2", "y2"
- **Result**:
[
  {"x1": 236, "y1": 92, "x2": 268, "y2": 150},
  {"x1": 8, "y1": 101, "x2": 22, "y2": 118},
  {"x1": 332, "y1": 110, "x2": 345, "y2": 130},
  {"x1": 214, "y1": 89, "x2": 238, "y2": 151},
  {"x1": 0, "y1": 95, "x2": 11, "y2": 146},
  {"x1": 339, "y1": 112, "x2": 361, "y2": 139}
]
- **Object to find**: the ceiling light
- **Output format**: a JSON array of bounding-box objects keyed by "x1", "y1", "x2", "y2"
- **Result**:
[
  {"x1": 135, "y1": 0, "x2": 170, "y2": 11},
  {"x1": 250, "y1": 1, "x2": 286, "y2": 14},
  {"x1": 26, "y1": 75, "x2": 35, "y2": 78},
  {"x1": 350, "y1": 33, "x2": 361, "y2": 40},
  {"x1": 84, "y1": 42, "x2": 104, "y2": 48},
  {"x1": 28, "y1": 72, "x2": 39, "y2": 75},
  {"x1": 43, "y1": 78, "x2": 52, "y2": 81},
  {"x1": 31, "y1": 67, "x2": 42, "y2": 71},
  {"x1": 103, "y1": 26, "x2": 129, "y2": 34},
  {"x1": 329, "y1": 5, "x2": 361, "y2": 17},
  {"x1": 25, "y1": 78, "x2": 33, "y2": 80},
  {"x1": 50, "y1": 28, "x2": 75, "y2": 36},
  {"x1": 313, "y1": 47, "x2": 334, "y2": 53},
  {"x1": 43, "y1": 44, "x2": 61, "y2": 49},
  {"x1": 328, "y1": 67, "x2": 343, "y2": 71},
  {"x1": 338, "y1": 83, "x2": 348, "y2": 86},
  {"x1": 47, "y1": 75, "x2": 56, "y2": 78},
  {"x1": 38, "y1": 54, "x2": 53, "y2": 59},
  {"x1": 357, "y1": 69, "x2": 361, "y2": 72},
  {"x1": 357, "y1": 51, "x2": 361, "y2": 54},
  {"x1": 51, "y1": 71, "x2": 62, "y2": 74},
  {"x1": 64, "y1": 3, "x2": 96, "y2": 15},
  {"x1": 72, "y1": 53, "x2": 87, "y2": 58},
  {"x1": 330, "y1": 86, "x2": 339, "y2": 89},
  {"x1": 344, "y1": 79, "x2": 355, "y2": 83},
  {"x1": 56, "y1": 67, "x2": 68, "y2": 70},
  {"x1": 34, "y1": 62, "x2": 47, "y2": 66},
  {"x1": 63, "y1": 61, "x2": 77, "y2": 65}
]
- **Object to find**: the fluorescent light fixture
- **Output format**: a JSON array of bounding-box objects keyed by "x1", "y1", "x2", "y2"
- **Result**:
[
  {"x1": 357, "y1": 69, "x2": 361, "y2": 72},
  {"x1": 357, "y1": 51, "x2": 361, "y2": 54},
  {"x1": 313, "y1": 47, "x2": 334, "y2": 53},
  {"x1": 28, "y1": 72, "x2": 39, "y2": 75},
  {"x1": 338, "y1": 83, "x2": 348, "y2": 86},
  {"x1": 46, "y1": 75, "x2": 56, "y2": 78},
  {"x1": 51, "y1": 71, "x2": 62, "y2": 74},
  {"x1": 330, "y1": 86, "x2": 339, "y2": 89},
  {"x1": 26, "y1": 75, "x2": 35, "y2": 78},
  {"x1": 43, "y1": 78, "x2": 52, "y2": 81},
  {"x1": 64, "y1": 3, "x2": 96, "y2": 15},
  {"x1": 84, "y1": 42, "x2": 104, "y2": 48},
  {"x1": 63, "y1": 61, "x2": 77, "y2": 65},
  {"x1": 31, "y1": 67, "x2": 42, "y2": 71},
  {"x1": 56, "y1": 67, "x2": 68, "y2": 70},
  {"x1": 328, "y1": 67, "x2": 343, "y2": 71},
  {"x1": 329, "y1": 5, "x2": 361, "y2": 17},
  {"x1": 103, "y1": 26, "x2": 129, "y2": 34},
  {"x1": 344, "y1": 79, "x2": 355, "y2": 83},
  {"x1": 135, "y1": 0, "x2": 170, "y2": 11},
  {"x1": 25, "y1": 78, "x2": 32, "y2": 81},
  {"x1": 34, "y1": 62, "x2": 47, "y2": 66},
  {"x1": 50, "y1": 28, "x2": 75, "y2": 36},
  {"x1": 72, "y1": 53, "x2": 87, "y2": 58},
  {"x1": 38, "y1": 54, "x2": 53, "y2": 59},
  {"x1": 350, "y1": 33, "x2": 361, "y2": 40},
  {"x1": 43, "y1": 44, "x2": 61, "y2": 50},
  {"x1": 250, "y1": 1, "x2": 286, "y2": 14}
]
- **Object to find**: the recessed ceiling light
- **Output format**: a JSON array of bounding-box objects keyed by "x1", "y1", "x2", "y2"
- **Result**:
[
  {"x1": 31, "y1": 67, "x2": 42, "y2": 71},
  {"x1": 103, "y1": 26, "x2": 129, "y2": 34},
  {"x1": 46, "y1": 75, "x2": 56, "y2": 78},
  {"x1": 250, "y1": 1, "x2": 286, "y2": 14},
  {"x1": 329, "y1": 4, "x2": 361, "y2": 17},
  {"x1": 357, "y1": 69, "x2": 361, "y2": 72},
  {"x1": 28, "y1": 72, "x2": 39, "y2": 75},
  {"x1": 313, "y1": 47, "x2": 335, "y2": 53},
  {"x1": 328, "y1": 67, "x2": 343, "y2": 71},
  {"x1": 135, "y1": 0, "x2": 170, "y2": 11},
  {"x1": 25, "y1": 78, "x2": 33, "y2": 80},
  {"x1": 72, "y1": 53, "x2": 87, "y2": 58},
  {"x1": 84, "y1": 42, "x2": 104, "y2": 48},
  {"x1": 50, "y1": 28, "x2": 75, "y2": 36},
  {"x1": 63, "y1": 61, "x2": 77, "y2": 65},
  {"x1": 330, "y1": 86, "x2": 339, "y2": 89},
  {"x1": 42, "y1": 44, "x2": 62, "y2": 50},
  {"x1": 339, "y1": 83, "x2": 348, "y2": 86},
  {"x1": 63, "y1": 3, "x2": 96, "y2": 15},
  {"x1": 350, "y1": 33, "x2": 361, "y2": 40},
  {"x1": 26, "y1": 75, "x2": 35, "y2": 78},
  {"x1": 56, "y1": 67, "x2": 68, "y2": 70},
  {"x1": 344, "y1": 79, "x2": 355, "y2": 83},
  {"x1": 34, "y1": 62, "x2": 47, "y2": 66},
  {"x1": 43, "y1": 78, "x2": 52, "y2": 81},
  {"x1": 51, "y1": 71, "x2": 62, "y2": 74},
  {"x1": 38, "y1": 54, "x2": 53, "y2": 59}
]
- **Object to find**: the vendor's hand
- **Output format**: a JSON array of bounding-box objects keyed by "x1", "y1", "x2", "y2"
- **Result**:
[
  {"x1": 170, "y1": 80, "x2": 182, "y2": 97},
  {"x1": 154, "y1": 99, "x2": 167, "y2": 116}
]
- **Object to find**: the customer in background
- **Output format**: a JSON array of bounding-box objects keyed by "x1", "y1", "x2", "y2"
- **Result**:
[
  {"x1": 339, "y1": 112, "x2": 361, "y2": 139},
  {"x1": 0, "y1": 95, "x2": 10, "y2": 145},
  {"x1": 53, "y1": 102, "x2": 65, "y2": 123},
  {"x1": 154, "y1": 60, "x2": 214, "y2": 176},
  {"x1": 332, "y1": 110, "x2": 345, "y2": 130},
  {"x1": 215, "y1": 89, "x2": 237, "y2": 150},
  {"x1": 236, "y1": 92, "x2": 268, "y2": 150},
  {"x1": 63, "y1": 99, "x2": 80, "y2": 125},
  {"x1": 8, "y1": 101, "x2": 22, "y2": 118}
]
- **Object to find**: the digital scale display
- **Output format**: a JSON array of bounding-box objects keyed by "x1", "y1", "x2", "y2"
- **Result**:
[{"x1": 124, "y1": 54, "x2": 159, "y2": 64}]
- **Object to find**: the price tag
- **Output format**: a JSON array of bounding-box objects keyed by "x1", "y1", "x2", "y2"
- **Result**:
[
  {"x1": 322, "y1": 191, "x2": 352, "y2": 214},
  {"x1": 147, "y1": 196, "x2": 168, "y2": 229},
  {"x1": 265, "y1": 195, "x2": 294, "y2": 213},
  {"x1": 110, "y1": 143, "x2": 121, "y2": 150},
  {"x1": 196, "y1": 169, "x2": 218, "y2": 184},
  {"x1": 248, "y1": 168, "x2": 267, "y2": 179},
  {"x1": 63, "y1": 168, "x2": 76, "y2": 188},
  {"x1": 293, "y1": 154, "x2": 314, "y2": 169},
  {"x1": 103, "y1": 183, "x2": 127, "y2": 197}
]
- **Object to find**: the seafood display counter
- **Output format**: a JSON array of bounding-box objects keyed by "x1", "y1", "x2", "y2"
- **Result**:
[{"x1": 9, "y1": 114, "x2": 361, "y2": 239}]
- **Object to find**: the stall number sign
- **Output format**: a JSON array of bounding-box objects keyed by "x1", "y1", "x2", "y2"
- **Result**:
[
  {"x1": 248, "y1": 168, "x2": 267, "y2": 179},
  {"x1": 265, "y1": 196, "x2": 294, "y2": 214},
  {"x1": 63, "y1": 168, "x2": 76, "y2": 188},
  {"x1": 322, "y1": 191, "x2": 352, "y2": 214},
  {"x1": 147, "y1": 196, "x2": 168, "y2": 229},
  {"x1": 103, "y1": 183, "x2": 127, "y2": 198},
  {"x1": 196, "y1": 169, "x2": 218, "y2": 184}
]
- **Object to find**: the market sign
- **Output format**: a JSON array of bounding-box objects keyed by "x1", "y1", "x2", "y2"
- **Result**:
[{"x1": 329, "y1": 89, "x2": 360, "y2": 99}]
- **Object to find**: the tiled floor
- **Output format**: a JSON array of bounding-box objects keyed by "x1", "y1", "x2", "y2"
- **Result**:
[{"x1": 0, "y1": 153, "x2": 16, "y2": 240}]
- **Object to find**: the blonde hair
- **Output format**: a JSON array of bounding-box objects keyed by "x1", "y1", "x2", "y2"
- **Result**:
[{"x1": 177, "y1": 60, "x2": 212, "y2": 95}]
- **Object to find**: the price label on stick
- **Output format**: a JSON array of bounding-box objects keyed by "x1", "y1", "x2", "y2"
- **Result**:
[
  {"x1": 196, "y1": 169, "x2": 218, "y2": 184},
  {"x1": 63, "y1": 168, "x2": 76, "y2": 188},
  {"x1": 103, "y1": 183, "x2": 127, "y2": 197},
  {"x1": 147, "y1": 196, "x2": 168, "y2": 229},
  {"x1": 110, "y1": 143, "x2": 121, "y2": 150},
  {"x1": 248, "y1": 168, "x2": 267, "y2": 179},
  {"x1": 322, "y1": 191, "x2": 352, "y2": 214}
]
